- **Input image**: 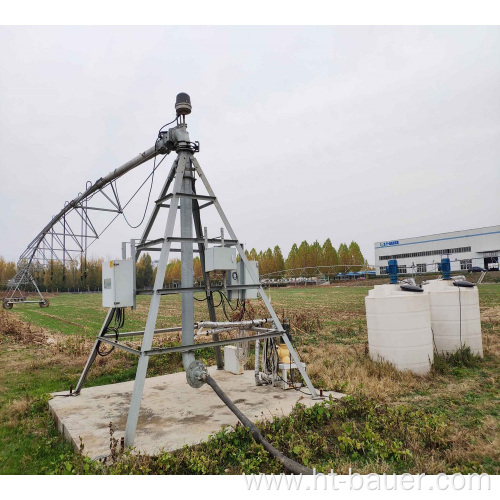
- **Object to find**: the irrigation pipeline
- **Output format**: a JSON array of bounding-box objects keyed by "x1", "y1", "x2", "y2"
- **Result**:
[{"x1": 203, "y1": 374, "x2": 313, "y2": 475}]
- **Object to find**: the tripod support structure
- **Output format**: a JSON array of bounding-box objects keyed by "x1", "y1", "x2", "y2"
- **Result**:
[{"x1": 74, "y1": 97, "x2": 319, "y2": 448}]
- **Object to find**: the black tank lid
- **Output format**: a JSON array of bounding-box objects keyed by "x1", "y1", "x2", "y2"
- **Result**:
[
  {"x1": 400, "y1": 284, "x2": 424, "y2": 293},
  {"x1": 453, "y1": 280, "x2": 475, "y2": 288}
]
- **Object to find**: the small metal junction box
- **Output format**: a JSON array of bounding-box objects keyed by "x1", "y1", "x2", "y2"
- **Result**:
[
  {"x1": 205, "y1": 247, "x2": 237, "y2": 273},
  {"x1": 227, "y1": 260, "x2": 260, "y2": 300},
  {"x1": 102, "y1": 259, "x2": 135, "y2": 308}
]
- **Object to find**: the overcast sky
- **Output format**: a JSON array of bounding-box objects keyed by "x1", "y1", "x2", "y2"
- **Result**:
[{"x1": 0, "y1": 26, "x2": 499, "y2": 265}]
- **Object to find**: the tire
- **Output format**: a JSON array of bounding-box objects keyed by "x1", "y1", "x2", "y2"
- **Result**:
[
  {"x1": 2, "y1": 298, "x2": 13, "y2": 310},
  {"x1": 39, "y1": 298, "x2": 50, "y2": 308}
]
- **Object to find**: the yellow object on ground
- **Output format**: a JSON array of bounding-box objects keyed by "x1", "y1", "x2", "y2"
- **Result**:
[{"x1": 277, "y1": 343, "x2": 291, "y2": 364}]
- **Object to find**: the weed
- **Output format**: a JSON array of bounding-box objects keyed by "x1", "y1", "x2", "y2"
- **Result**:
[
  {"x1": 432, "y1": 346, "x2": 482, "y2": 376},
  {"x1": 48, "y1": 395, "x2": 463, "y2": 475}
]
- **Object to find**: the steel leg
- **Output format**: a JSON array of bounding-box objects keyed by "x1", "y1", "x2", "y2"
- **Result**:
[
  {"x1": 192, "y1": 184, "x2": 223, "y2": 369},
  {"x1": 180, "y1": 155, "x2": 195, "y2": 370},
  {"x1": 75, "y1": 308, "x2": 115, "y2": 394},
  {"x1": 124, "y1": 154, "x2": 187, "y2": 447}
]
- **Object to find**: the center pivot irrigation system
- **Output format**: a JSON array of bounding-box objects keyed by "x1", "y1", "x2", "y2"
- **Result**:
[{"x1": 12, "y1": 93, "x2": 323, "y2": 474}]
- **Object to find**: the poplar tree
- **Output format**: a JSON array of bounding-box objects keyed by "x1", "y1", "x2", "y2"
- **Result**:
[
  {"x1": 286, "y1": 243, "x2": 299, "y2": 273},
  {"x1": 164, "y1": 259, "x2": 181, "y2": 285},
  {"x1": 322, "y1": 238, "x2": 339, "y2": 277},
  {"x1": 193, "y1": 257, "x2": 202, "y2": 281},
  {"x1": 297, "y1": 241, "x2": 310, "y2": 269},
  {"x1": 348, "y1": 241, "x2": 364, "y2": 273},
  {"x1": 273, "y1": 245, "x2": 285, "y2": 278},
  {"x1": 338, "y1": 243, "x2": 350, "y2": 273},
  {"x1": 136, "y1": 253, "x2": 154, "y2": 289},
  {"x1": 309, "y1": 240, "x2": 322, "y2": 268},
  {"x1": 260, "y1": 248, "x2": 274, "y2": 276}
]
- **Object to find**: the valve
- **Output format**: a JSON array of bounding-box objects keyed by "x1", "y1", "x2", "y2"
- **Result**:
[{"x1": 186, "y1": 360, "x2": 207, "y2": 388}]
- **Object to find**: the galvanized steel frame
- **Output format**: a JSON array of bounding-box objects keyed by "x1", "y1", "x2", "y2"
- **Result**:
[{"x1": 70, "y1": 117, "x2": 319, "y2": 448}]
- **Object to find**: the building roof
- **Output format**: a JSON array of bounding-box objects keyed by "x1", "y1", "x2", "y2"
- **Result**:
[{"x1": 375, "y1": 225, "x2": 500, "y2": 250}]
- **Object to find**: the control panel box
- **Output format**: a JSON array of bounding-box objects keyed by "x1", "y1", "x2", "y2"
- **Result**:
[
  {"x1": 227, "y1": 260, "x2": 260, "y2": 301},
  {"x1": 205, "y1": 247, "x2": 237, "y2": 273},
  {"x1": 102, "y1": 259, "x2": 135, "y2": 308}
]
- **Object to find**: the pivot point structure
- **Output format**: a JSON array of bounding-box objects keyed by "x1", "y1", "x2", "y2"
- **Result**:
[{"x1": 72, "y1": 93, "x2": 320, "y2": 448}]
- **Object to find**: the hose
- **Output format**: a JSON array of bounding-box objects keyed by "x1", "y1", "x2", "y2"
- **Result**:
[{"x1": 203, "y1": 374, "x2": 313, "y2": 475}]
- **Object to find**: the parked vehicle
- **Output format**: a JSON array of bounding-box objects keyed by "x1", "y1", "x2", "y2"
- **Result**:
[{"x1": 469, "y1": 266, "x2": 486, "y2": 273}]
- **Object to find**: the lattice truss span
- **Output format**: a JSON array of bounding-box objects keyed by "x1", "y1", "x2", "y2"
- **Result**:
[{"x1": 4, "y1": 119, "x2": 176, "y2": 309}]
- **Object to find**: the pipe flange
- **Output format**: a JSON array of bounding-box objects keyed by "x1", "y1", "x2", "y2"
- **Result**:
[{"x1": 186, "y1": 360, "x2": 207, "y2": 388}]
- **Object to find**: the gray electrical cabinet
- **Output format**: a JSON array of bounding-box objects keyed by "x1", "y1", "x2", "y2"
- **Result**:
[
  {"x1": 205, "y1": 247, "x2": 237, "y2": 272},
  {"x1": 102, "y1": 259, "x2": 135, "y2": 308},
  {"x1": 227, "y1": 260, "x2": 260, "y2": 301}
]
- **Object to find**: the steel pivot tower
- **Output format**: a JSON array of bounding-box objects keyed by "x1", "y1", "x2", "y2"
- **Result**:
[{"x1": 75, "y1": 93, "x2": 319, "y2": 448}]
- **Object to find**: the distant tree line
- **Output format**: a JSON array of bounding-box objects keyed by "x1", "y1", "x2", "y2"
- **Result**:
[
  {"x1": 0, "y1": 257, "x2": 17, "y2": 287},
  {"x1": 0, "y1": 239, "x2": 368, "y2": 291},
  {"x1": 162, "y1": 239, "x2": 368, "y2": 283},
  {"x1": 245, "y1": 239, "x2": 367, "y2": 278},
  {"x1": 31, "y1": 259, "x2": 103, "y2": 292}
]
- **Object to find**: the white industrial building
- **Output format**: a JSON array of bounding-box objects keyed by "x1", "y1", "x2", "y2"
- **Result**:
[{"x1": 374, "y1": 225, "x2": 500, "y2": 275}]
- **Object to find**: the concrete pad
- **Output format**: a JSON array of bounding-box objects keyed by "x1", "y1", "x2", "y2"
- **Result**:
[{"x1": 49, "y1": 367, "x2": 343, "y2": 458}]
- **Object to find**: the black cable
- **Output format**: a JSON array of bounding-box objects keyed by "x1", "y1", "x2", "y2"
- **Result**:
[
  {"x1": 194, "y1": 296, "x2": 208, "y2": 302},
  {"x1": 212, "y1": 291, "x2": 237, "y2": 320},
  {"x1": 85, "y1": 155, "x2": 167, "y2": 252},
  {"x1": 220, "y1": 291, "x2": 238, "y2": 311},
  {"x1": 114, "y1": 114, "x2": 176, "y2": 230},
  {"x1": 209, "y1": 291, "x2": 223, "y2": 308},
  {"x1": 97, "y1": 308, "x2": 125, "y2": 357},
  {"x1": 115, "y1": 157, "x2": 158, "y2": 229},
  {"x1": 275, "y1": 370, "x2": 312, "y2": 396},
  {"x1": 221, "y1": 296, "x2": 231, "y2": 321},
  {"x1": 158, "y1": 116, "x2": 178, "y2": 135},
  {"x1": 204, "y1": 374, "x2": 313, "y2": 475}
]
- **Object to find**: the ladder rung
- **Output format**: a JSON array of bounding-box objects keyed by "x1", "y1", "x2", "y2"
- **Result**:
[
  {"x1": 136, "y1": 237, "x2": 238, "y2": 251},
  {"x1": 168, "y1": 237, "x2": 238, "y2": 245},
  {"x1": 136, "y1": 238, "x2": 164, "y2": 250},
  {"x1": 155, "y1": 193, "x2": 216, "y2": 205}
]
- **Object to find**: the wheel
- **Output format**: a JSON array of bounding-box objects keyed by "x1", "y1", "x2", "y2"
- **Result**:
[
  {"x1": 39, "y1": 298, "x2": 50, "y2": 308},
  {"x1": 2, "y1": 298, "x2": 13, "y2": 310}
]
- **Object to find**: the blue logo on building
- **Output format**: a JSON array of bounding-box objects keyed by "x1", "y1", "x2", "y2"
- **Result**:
[{"x1": 380, "y1": 240, "x2": 399, "y2": 247}]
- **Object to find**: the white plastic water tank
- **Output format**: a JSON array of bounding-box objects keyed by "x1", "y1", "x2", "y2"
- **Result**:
[
  {"x1": 365, "y1": 284, "x2": 433, "y2": 375},
  {"x1": 422, "y1": 279, "x2": 483, "y2": 357}
]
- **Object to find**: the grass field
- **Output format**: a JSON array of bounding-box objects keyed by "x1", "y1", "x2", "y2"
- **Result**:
[{"x1": 0, "y1": 285, "x2": 499, "y2": 474}]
